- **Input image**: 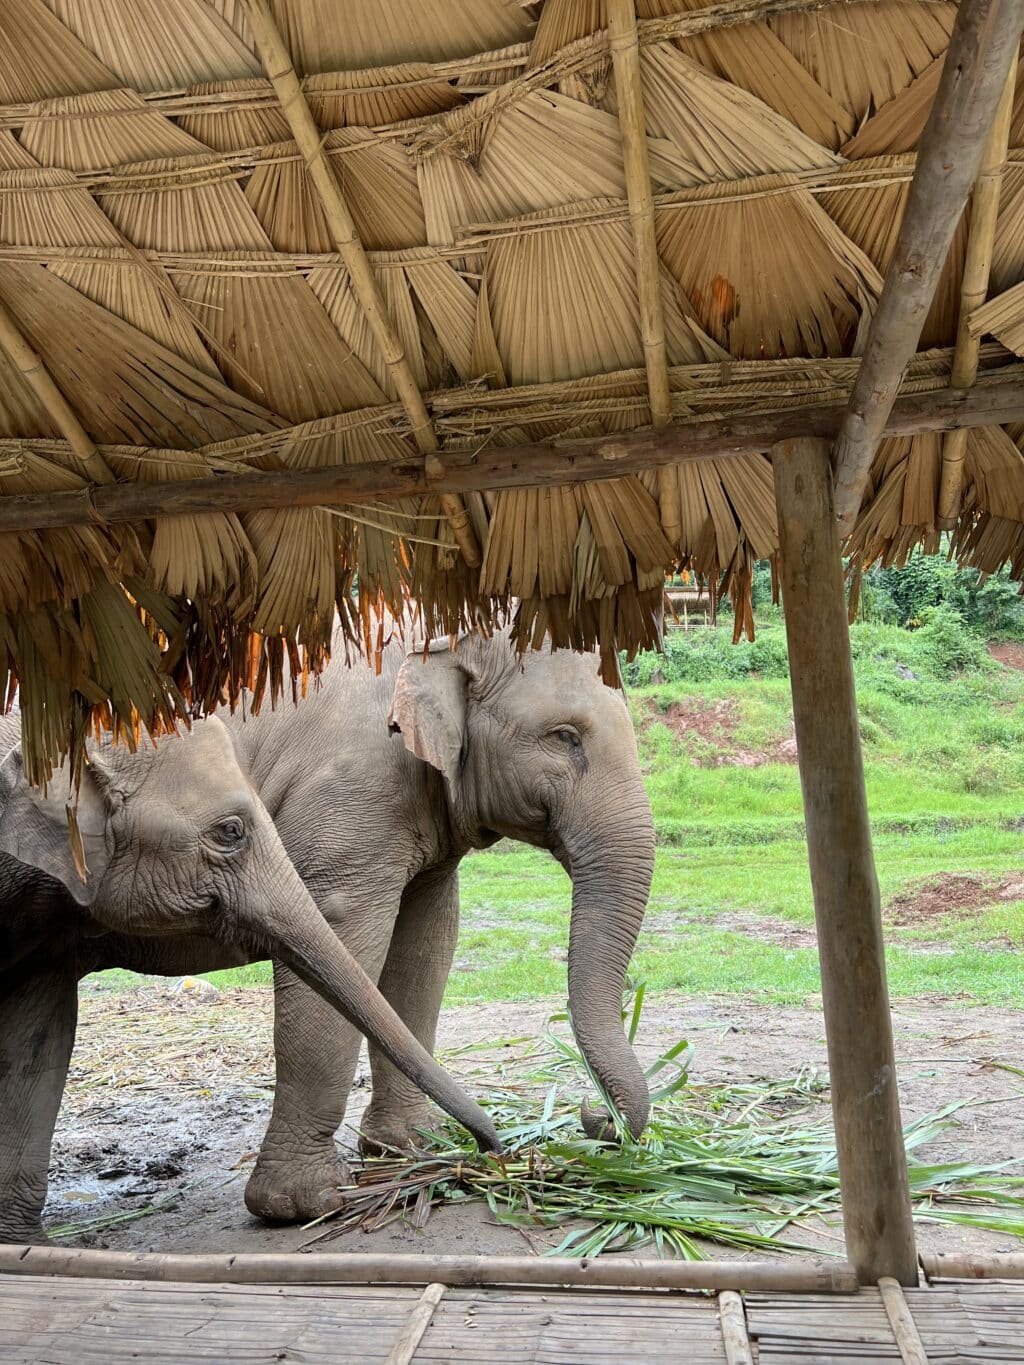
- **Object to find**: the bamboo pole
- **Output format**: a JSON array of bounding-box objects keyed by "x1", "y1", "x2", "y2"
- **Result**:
[
  {"x1": 0, "y1": 1245, "x2": 859, "y2": 1292},
  {"x1": 938, "y1": 56, "x2": 1018, "y2": 529},
  {"x1": 773, "y1": 436, "x2": 917, "y2": 1286},
  {"x1": 3, "y1": 367, "x2": 1024, "y2": 535},
  {"x1": 607, "y1": 0, "x2": 680, "y2": 550},
  {"x1": 718, "y1": 1291, "x2": 754, "y2": 1365},
  {"x1": 237, "y1": 0, "x2": 480, "y2": 568},
  {"x1": 921, "y1": 1251, "x2": 1024, "y2": 1280},
  {"x1": 0, "y1": 299, "x2": 113, "y2": 485},
  {"x1": 384, "y1": 1282, "x2": 446, "y2": 1365},
  {"x1": 831, "y1": 0, "x2": 1024, "y2": 531},
  {"x1": 879, "y1": 1277, "x2": 929, "y2": 1364}
]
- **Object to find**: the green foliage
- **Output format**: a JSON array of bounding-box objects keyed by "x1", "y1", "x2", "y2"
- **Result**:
[
  {"x1": 624, "y1": 625, "x2": 790, "y2": 686},
  {"x1": 862, "y1": 551, "x2": 1024, "y2": 639}
]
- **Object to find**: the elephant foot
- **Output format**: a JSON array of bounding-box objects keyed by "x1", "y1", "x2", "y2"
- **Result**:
[
  {"x1": 244, "y1": 1145, "x2": 351, "y2": 1225},
  {"x1": 357, "y1": 1106, "x2": 433, "y2": 1158},
  {"x1": 0, "y1": 1217, "x2": 49, "y2": 1246}
]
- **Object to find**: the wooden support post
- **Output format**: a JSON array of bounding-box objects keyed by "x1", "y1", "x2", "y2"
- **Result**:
[
  {"x1": 0, "y1": 300, "x2": 112, "y2": 485},
  {"x1": 938, "y1": 55, "x2": 1018, "y2": 528},
  {"x1": 832, "y1": 0, "x2": 1024, "y2": 530},
  {"x1": 607, "y1": 0, "x2": 680, "y2": 549},
  {"x1": 238, "y1": 0, "x2": 480, "y2": 568},
  {"x1": 773, "y1": 436, "x2": 917, "y2": 1286}
]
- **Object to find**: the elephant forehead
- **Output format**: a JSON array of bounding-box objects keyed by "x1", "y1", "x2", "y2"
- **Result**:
[{"x1": 141, "y1": 722, "x2": 254, "y2": 812}]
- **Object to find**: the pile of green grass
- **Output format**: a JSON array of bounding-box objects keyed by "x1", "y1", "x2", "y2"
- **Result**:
[{"x1": 302, "y1": 1002, "x2": 1024, "y2": 1259}]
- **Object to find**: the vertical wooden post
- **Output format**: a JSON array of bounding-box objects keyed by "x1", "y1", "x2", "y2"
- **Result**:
[{"x1": 772, "y1": 436, "x2": 917, "y2": 1286}]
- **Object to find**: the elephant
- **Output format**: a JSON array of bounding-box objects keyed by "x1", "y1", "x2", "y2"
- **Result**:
[
  {"x1": 225, "y1": 626, "x2": 656, "y2": 1225},
  {"x1": 0, "y1": 714, "x2": 499, "y2": 1244}
]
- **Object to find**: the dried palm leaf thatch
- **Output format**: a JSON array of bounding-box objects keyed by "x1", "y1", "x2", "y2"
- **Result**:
[
  {"x1": 636, "y1": 0, "x2": 851, "y2": 148},
  {"x1": 820, "y1": 163, "x2": 967, "y2": 349},
  {"x1": 607, "y1": 42, "x2": 838, "y2": 183},
  {"x1": 107, "y1": 447, "x2": 258, "y2": 612},
  {"x1": 0, "y1": 448, "x2": 131, "y2": 614},
  {"x1": 404, "y1": 258, "x2": 479, "y2": 383},
  {"x1": 0, "y1": 263, "x2": 273, "y2": 445},
  {"x1": 655, "y1": 177, "x2": 882, "y2": 359},
  {"x1": 177, "y1": 79, "x2": 292, "y2": 151},
  {"x1": 0, "y1": 0, "x2": 117, "y2": 103},
  {"x1": 768, "y1": 0, "x2": 956, "y2": 130},
  {"x1": 17, "y1": 88, "x2": 202, "y2": 171},
  {"x1": 246, "y1": 131, "x2": 426, "y2": 251},
  {"x1": 303, "y1": 66, "x2": 466, "y2": 128},
  {"x1": 0, "y1": 166, "x2": 125, "y2": 248},
  {"x1": 96, "y1": 155, "x2": 273, "y2": 253},
  {"x1": 263, "y1": 0, "x2": 535, "y2": 74},
  {"x1": 969, "y1": 279, "x2": 1024, "y2": 356},
  {"x1": 50, "y1": 258, "x2": 223, "y2": 377},
  {"x1": 415, "y1": 86, "x2": 698, "y2": 246},
  {"x1": 991, "y1": 164, "x2": 1024, "y2": 293},
  {"x1": 45, "y1": 0, "x2": 260, "y2": 91},
  {"x1": 1, "y1": 580, "x2": 186, "y2": 788},
  {"x1": 306, "y1": 262, "x2": 428, "y2": 397},
  {"x1": 949, "y1": 426, "x2": 1024, "y2": 579},
  {"x1": 175, "y1": 266, "x2": 386, "y2": 417},
  {"x1": 841, "y1": 56, "x2": 942, "y2": 159}
]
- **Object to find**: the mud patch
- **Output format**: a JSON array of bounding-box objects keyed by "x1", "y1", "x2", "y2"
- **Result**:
[
  {"x1": 989, "y1": 642, "x2": 1024, "y2": 671},
  {"x1": 645, "y1": 696, "x2": 798, "y2": 768},
  {"x1": 887, "y1": 872, "x2": 1024, "y2": 926}
]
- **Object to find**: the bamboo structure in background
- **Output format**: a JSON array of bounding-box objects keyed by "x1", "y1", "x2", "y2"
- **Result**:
[
  {"x1": 832, "y1": 0, "x2": 1024, "y2": 530},
  {"x1": 237, "y1": 0, "x2": 480, "y2": 568},
  {"x1": 607, "y1": 0, "x2": 680, "y2": 549},
  {"x1": 938, "y1": 56, "x2": 1019, "y2": 528}
]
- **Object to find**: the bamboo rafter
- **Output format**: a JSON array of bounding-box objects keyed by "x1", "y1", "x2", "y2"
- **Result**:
[
  {"x1": 832, "y1": 0, "x2": 1024, "y2": 530},
  {"x1": 237, "y1": 0, "x2": 480, "y2": 567},
  {"x1": 938, "y1": 55, "x2": 1019, "y2": 527},
  {"x1": 607, "y1": 0, "x2": 679, "y2": 547}
]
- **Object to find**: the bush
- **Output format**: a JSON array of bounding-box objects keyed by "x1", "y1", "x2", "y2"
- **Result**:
[
  {"x1": 861, "y1": 552, "x2": 1024, "y2": 639},
  {"x1": 914, "y1": 606, "x2": 986, "y2": 673}
]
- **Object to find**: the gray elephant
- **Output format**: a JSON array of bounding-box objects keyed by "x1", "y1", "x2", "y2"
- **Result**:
[
  {"x1": 0, "y1": 715, "x2": 498, "y2": 1244},
  {"x1": 227, "y1": 628, "x2": 655, "y2": 1224}
]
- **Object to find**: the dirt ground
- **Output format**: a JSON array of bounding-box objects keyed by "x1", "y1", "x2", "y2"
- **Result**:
[{"x1": 44, "y1": 986, "x2": 1024, "y2": 1262}]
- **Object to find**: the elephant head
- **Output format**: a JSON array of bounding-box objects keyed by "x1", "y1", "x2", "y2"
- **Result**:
[
  {"x1": 0, "y1": 717, "x2": 499, "y2": 1154},
  {"x1": 388, "y1": 634, "x2": 654, "y2": 1138}
]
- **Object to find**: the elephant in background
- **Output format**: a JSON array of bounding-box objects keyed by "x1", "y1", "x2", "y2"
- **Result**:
[
  {"x1": 0, "y1": 715, "x2": 498, "y2": 1244},
  {"x1": 229, "y1": 626, "x2": 656, "y2": 1224}
]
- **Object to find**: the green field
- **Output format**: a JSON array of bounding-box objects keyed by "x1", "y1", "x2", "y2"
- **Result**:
[{"x1": 97, "y1": 615, "x2": 1024, "y2": 1007}]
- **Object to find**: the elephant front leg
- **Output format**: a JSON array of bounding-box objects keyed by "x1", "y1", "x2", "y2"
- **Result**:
[
  {"x1": 0, "y1": 958, "x2": 78, "y2": 1243},
  {"x1": 245, "y1": 893, "x2": 399, "y2": 1224},
  {"x1": 361, "y1": 865, "x2": 460, "y2": 1156}
]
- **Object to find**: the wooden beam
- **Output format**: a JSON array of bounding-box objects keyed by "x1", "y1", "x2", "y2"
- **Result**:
[
  {"x1": 0, "y1": 299, "x2": 113, "y2": 485},
  {"x1": 773, "y1": 436, "x2": 917, "y2": 1286},
  {"x1": 0, "y1": 1244, "x2": 859, "y2": 1292},
  {"x1": 237, "y1": 0, "x2": 480, "y2": 568},
  {"x1": 607, "y1": 0, "x2": 680, "y2": 548},
  {"x1": 2, "y1": 367, "x2": 1024, "y2": 534},
  {"x1": 938, "y1": 54, "x2": 1018, "y2": 528},
  {"x1": 878, "y1": 1277, "x2": 929, "y2": 1364},
  {"x1": 832, "y1": 0, "x2": 1024, "y2": 530}
]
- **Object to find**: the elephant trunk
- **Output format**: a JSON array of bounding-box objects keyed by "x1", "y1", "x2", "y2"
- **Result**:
[
  {"x1": 236, "y1": 857, "x2": 501, "y2": 1155},
  {"x1": 565, "y1": 789, "x2": 655, "y2": 1140}
]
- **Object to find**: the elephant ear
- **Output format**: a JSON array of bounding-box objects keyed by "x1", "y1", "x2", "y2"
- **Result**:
[
  {"x1": 0, "y1": 745, "x2": 111, "y2": 906},
  {"x1": 388, "y1": 644, "x2": 469, "y2": 798}
]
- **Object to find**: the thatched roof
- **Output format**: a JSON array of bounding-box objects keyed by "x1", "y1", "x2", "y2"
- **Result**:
[{"x1": 2, "y1": 0, "x2": 1024, "y2": 782}]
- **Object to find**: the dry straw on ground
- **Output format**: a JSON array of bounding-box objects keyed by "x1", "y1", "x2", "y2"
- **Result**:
[{"x1": 2, "y1": 0, "x2": 1024, "y2": 781}]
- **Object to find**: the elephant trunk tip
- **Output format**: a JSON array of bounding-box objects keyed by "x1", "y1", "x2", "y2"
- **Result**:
[{"x1": 581, "y1": 1093, "x2": 650, "y2": 1143}]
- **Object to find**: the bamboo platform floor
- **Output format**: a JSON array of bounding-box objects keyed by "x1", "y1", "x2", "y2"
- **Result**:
[{"x1": 3, "y1": 1271, "x2": 1024, "y2": 1364}]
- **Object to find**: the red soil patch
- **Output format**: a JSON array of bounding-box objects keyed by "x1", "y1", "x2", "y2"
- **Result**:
[
  {"x1": 647, "y1": 696, "x2": 798, "y2": 768},
  {"x1": 989, "y1": 642, "x2": 1024, "y2": 671},
  {"x1": 886, "y1": 872, "x2": 1024, "y2": 926}
]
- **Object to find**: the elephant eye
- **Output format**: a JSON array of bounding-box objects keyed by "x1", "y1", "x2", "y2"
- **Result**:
[
  {"x1": 210, "y1": 816, "x2": 247, "y2": 849},
  {"x1": 553, "y1": 727, "x2": 582, "y2": 748}
]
